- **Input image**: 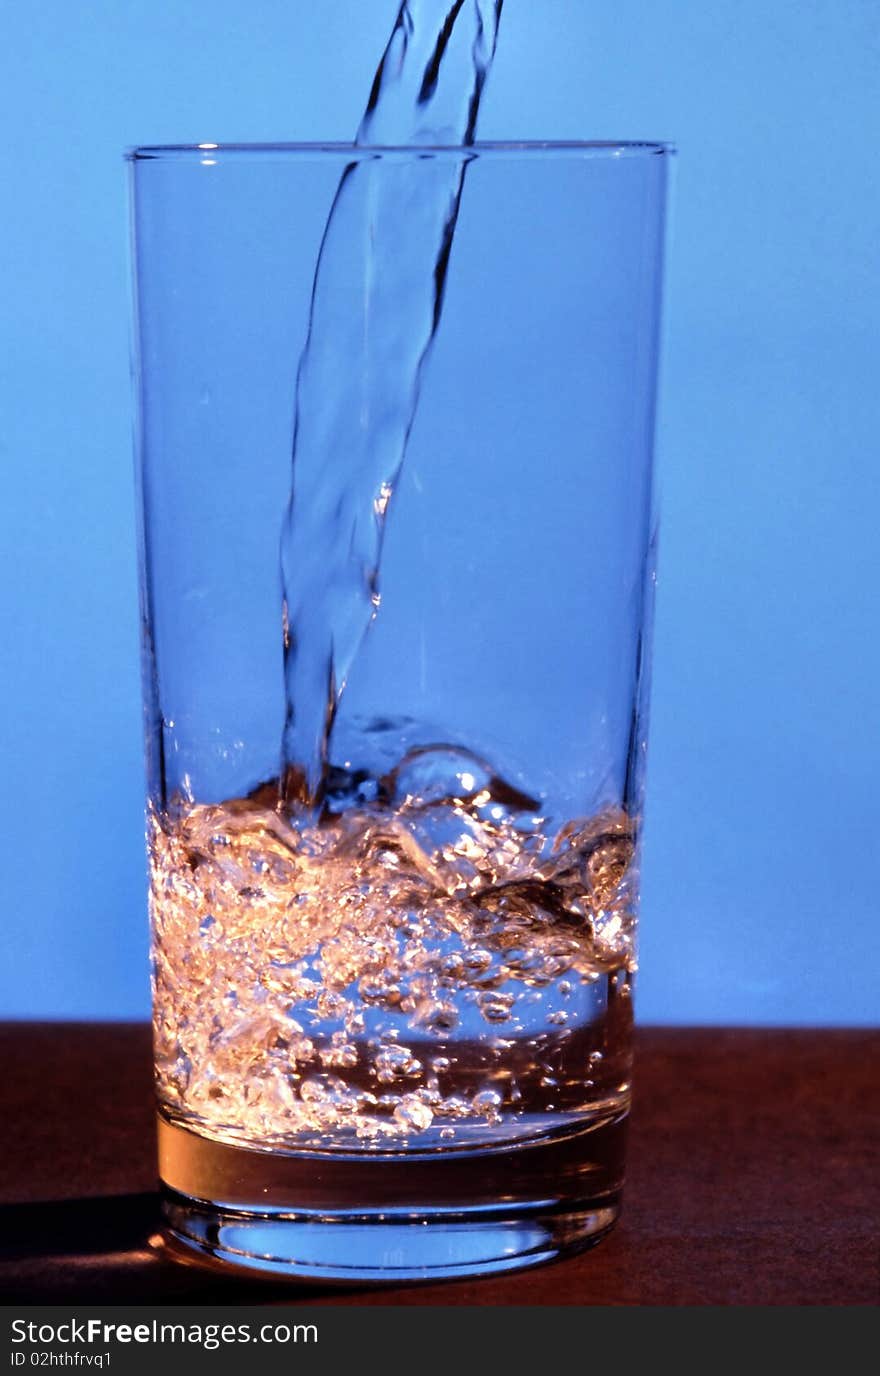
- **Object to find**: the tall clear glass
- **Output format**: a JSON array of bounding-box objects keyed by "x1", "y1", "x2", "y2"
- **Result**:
[{"x1": 128, "y1": 141, "x2": 670, "y2": 1281}]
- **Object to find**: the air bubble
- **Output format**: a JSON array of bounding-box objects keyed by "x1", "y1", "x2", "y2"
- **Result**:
[
  {"x1": 393, "y1": 1096, "x2": 434, "y2": 1132},
  {"x1": 477, "y1": 991, "x2": 515, "y2": 1023},
  {"x1": 472, "y1": 1089, "x2": 503, "y2": 1120},
  {"x1": 374, "y1": 1045, "x2": 422, "y2": 1083}
]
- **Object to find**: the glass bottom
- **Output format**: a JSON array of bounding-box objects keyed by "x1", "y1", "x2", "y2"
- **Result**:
[{"x1": 158, "y1": 1109, "x2": 625, "y2": 1282}]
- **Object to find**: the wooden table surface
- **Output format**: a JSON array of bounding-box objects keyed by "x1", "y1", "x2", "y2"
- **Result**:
[{"x1": 1, "y1": 1024, "x2": 876, "y2": 1305}]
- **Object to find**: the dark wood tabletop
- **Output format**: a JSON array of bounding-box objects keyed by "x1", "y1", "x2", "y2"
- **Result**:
[{"x1": 1, "y1": 1023, "x2": 876, "y2": 1305}]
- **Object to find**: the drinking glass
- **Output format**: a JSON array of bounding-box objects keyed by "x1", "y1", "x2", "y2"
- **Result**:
[{"x1": 128, "y1": 140, "x2": 671, "y2": 1281}]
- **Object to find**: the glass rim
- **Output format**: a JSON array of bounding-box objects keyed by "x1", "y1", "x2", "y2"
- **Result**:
[{"x1": 126, "y1": 139, "x2": 673, "y2": 162}]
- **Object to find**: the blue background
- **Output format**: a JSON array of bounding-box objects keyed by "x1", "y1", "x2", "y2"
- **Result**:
[{"x1": 1, "y1": 0, "x2": 877, "y2": 1023}]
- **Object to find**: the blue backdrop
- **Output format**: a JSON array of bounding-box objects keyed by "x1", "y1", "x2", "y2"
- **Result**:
[{"x1": 1, "y1": 0, "x2": 877, "y2": 1023}]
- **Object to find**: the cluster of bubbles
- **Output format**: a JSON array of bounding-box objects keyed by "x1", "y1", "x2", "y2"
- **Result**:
[{"x1": 151, "y1": 747, "x2": 637, "y2": 1148}]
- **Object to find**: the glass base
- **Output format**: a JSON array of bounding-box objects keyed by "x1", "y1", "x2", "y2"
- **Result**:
[
  {"x1": 158, "y1": 1109, "x2": 625, "y2": 1282},
  {"x1": 161, "y1": 1189, "x2": 619, "y2": 1282}
]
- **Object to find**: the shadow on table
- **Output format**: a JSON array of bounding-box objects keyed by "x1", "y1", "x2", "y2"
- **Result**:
[{"x1": 0, "y1": 1193, "x2": 338, "y2": 1302}]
